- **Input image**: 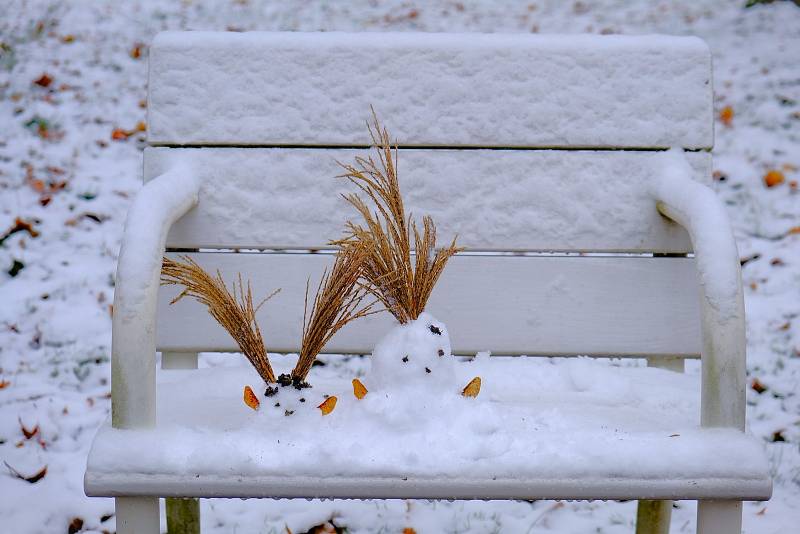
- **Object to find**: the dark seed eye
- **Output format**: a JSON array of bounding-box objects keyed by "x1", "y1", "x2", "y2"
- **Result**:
[
  {"x1": 299, "y1": 398, "x2": 305, "y2": 403},
  {"x1": 429, "y1": 325, "x2": 442, "y2": 335},
  {"x1": 402, "y1": 355, "x2": 409, "y2": 363},
  {"x1": 425, "y1": 367, "x2": 431, "y2": 374},
  {"x1": 284, "y1": 410, "x2": 294, "y2": 416},
  {"x1": 438, "y1": 349, "x2": 444, "y2": 357},
  {"x1": 274, "y1": 402, "x2": 280, "y2": 407}
]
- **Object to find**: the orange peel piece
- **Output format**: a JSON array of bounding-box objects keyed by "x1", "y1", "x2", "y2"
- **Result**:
[
  {"x1": 462, "y1": 376, "x2": 481, "y2": 398},
  {"x1": 318, "y1": 395, "x2": 337, "y2": 415},
  {"x1": 243, "y1": 385, "x2": 260, "y2": 411},
  {"x1": 352, "y1": 378, "x2": 368, "y2": 399}
]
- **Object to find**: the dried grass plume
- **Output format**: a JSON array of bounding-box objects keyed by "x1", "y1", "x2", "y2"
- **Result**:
[
  {"x1": 293, "y1": 244, "x2": 377, "y2": 382},
  {"x1": 161, "y1": 256, "x2": 279, "y2": 383},
  {"x1": 333, "y1": 111, "x2": 462, "y2": 324}
]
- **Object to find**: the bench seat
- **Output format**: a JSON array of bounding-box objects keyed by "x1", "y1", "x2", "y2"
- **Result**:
[{"x1": 85, "y1": 359, "x2": 771, "y2": 501}]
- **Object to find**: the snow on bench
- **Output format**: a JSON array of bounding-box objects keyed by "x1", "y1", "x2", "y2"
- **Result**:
[
  {"x1": 85, "y1": 31, "x2": 771, "y2": 534},
  {"x1": 88, "y1": 359, "x2": 768, "y2": 501}
]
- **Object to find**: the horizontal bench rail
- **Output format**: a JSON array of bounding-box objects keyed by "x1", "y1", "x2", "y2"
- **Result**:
[
  {"x1": 157, "y1": 252, "x2": 702, "y2": 357},
  {"x1": 144, "y1": 148, "x2": 711, "y2": 253}
]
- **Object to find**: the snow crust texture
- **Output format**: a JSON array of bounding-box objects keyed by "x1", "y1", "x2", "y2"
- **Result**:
[
  {"x1": 148, "y1": 32, "x2": 713, "y2": 149},
  {"x1": 145, "y1": 147, "x2": 711, "y2": 252},
  {"x1": 87, "y1": 357, "x2": 768, "y2": 486}
]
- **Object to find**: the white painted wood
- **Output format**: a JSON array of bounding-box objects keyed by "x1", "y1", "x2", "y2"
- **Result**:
[
  {"x1": 112, "y1": 165, "x2": 200, "y2": 429},
  {"x1": 148, "y1": 32, "x2": 712, "y2": 149},
  {"x1": 156, "y1": 253, "x2": 702, "y2": 357},
  {"x1": 115, "y1": 496, "x2": 159, "y2": 534},
  {"x1": 653, "y1": 153, "x2": 746, "y2": 430},
  {"x1": 144, "y1": 148, "x2": 711, "y2": 253},
  {"x1": 161, "y1": 352, "x2": 198, "y2": 370},
  {"x1": 87, "y1": 473, "x2": 771, "y2": 501},
  {"x1": 697, "y1": 500, "x2": 742, "y2": 534}
]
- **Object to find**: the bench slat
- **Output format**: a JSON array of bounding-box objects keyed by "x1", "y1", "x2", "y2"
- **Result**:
[
  {"x1": 157, "y1": 253, "x2": 701, "y2": 356},
  {"x1": 147, "y1": 32, "x2": 712, "y2": 149},
  {"x1": 145, "y1": 148, "x2": 711, "y2": 253},
  {"x1": 86, "y1": 472, "x2": 772, "y2": 501}
]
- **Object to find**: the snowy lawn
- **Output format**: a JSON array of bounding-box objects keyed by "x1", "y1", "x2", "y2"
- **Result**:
[{"x1": 1, "y1": 1, "x2": 799, "y2": 533}]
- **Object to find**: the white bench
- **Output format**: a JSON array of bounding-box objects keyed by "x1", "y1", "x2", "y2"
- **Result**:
[{"x1": 85, "y1": 32, "x2": 772, "y2": 534}]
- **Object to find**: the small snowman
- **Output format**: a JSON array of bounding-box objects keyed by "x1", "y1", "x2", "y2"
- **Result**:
[
  {"x1": 367, "y1": 312, "x2": 456, "y2": 392},
  {"x1": 335, "y1": 112, "x2": 479, "y2": 400}
]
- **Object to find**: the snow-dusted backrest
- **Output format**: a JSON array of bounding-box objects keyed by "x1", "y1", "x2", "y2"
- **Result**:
[
  {"x1": 147, "y1": 32, "x2": 713, "y2": 149},
  {"x1": 148, "y1": 31, "x2": 711, "y2": 357}
]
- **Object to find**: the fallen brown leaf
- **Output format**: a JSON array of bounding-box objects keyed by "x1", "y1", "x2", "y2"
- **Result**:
[
  {"x1": 68, "y1": 517, "x2": 84, "y2": 534},
  {"x1": 764, "y1": 170, "x2": 785, "y2": 188},
  {"x1": 0, "y1": 379, "x2": 10, "y2": 389},
  {"x1": 0, "y1": 217, "x2": 40, "y2": 246},
  {"x1": 33, "y1": 73, "x2": 53, "y2": 88},
  {"x1": 18, "y1": 417, "x2": 39, "y2": 439},
  {"x1": 352, "y1": 378, "x2": 368, "y2": 399},
  {"x1": 719, "y1": 106, "x2": 733, "y2": 127},
  {"x1": 462, "y1": 376, "x2": 481, "y2": 398},
  {"x1": 65, "y1": 212, "x2": 109, "y2": 226},
  {"x1": 243, "y1": 385, "x2": 260, "y2": 411},
  {"x1": 4, "y1": 461, "x2": 47, "y2": 483},
  {"x1": 751, "y1": 378, "x2": 768, "y2": 394},
  {"x1": 318, "y1": 396, "x2": 337, "y2": 415}
]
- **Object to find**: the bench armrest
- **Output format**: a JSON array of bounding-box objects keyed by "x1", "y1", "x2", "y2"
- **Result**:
[
  {"x1": 651, "y1": 149, "x2": 745, "y2": 430},
  {"x1": 112, "y1": 164, "x2": 200, "y2": 429}
]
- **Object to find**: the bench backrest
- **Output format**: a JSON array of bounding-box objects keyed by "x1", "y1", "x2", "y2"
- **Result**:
[{"x1": 148, "y1": 32, "x2": 712, "y2": 357}]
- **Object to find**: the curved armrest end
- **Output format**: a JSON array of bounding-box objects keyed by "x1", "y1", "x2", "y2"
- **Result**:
[
  {"x1": 112, "y1": 164, "x2": 200, "y2": 429},
  {"x1": 652, "y1": 149, "x2": 745, "y2": 430}
]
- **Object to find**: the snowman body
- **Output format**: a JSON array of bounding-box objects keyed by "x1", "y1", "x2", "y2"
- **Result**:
[{"x1": 366, "y1": 312, "x2": 457, "y2": 393}]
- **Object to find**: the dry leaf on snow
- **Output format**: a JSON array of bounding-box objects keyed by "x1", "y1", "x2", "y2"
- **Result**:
[
  {"x1": 462, "y1": 376, "x2": 481, "y2": 398},
  {"x1": 4, "y1": 461, "x2": 47, "y2": 483},
  {"x1": 318, "y1": 396, "x2": 337, "y2": 415},
  {"x1": 243, "y1": 385, "x2": 260, "y2": 411},
  {"x1": 352, "y1": 378, "x2": 368, "y2": 399},
  {"x1": 764, "y1": 170, "x2": 785, "y2": 188}
]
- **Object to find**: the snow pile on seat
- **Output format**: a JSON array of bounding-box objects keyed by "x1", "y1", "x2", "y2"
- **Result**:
[{"x1": 86, "y1": 355, "x2": 767, "y2": 483}]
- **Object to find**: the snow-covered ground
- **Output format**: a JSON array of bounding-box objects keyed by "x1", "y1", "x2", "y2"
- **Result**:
[{"x1": 1, "y1": 1, "x2": 798, "y2": 532}]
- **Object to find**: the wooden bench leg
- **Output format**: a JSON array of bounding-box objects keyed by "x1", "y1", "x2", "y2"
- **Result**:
[
  {"x1": 697, "y1": 500, "x2": 741, "y2": 534},
  {"x1": 636, "y1": 499, "x2": 672, "y2": 534},
  {"x1": 635, "y1": 358, "x2": 683, "y2": 534},
  {"x1": 116, "y1": 496, "x2": 160, "y2": 534},
  {"x1": 167, "y1": 498, "x2": 200, "y2": 534}
]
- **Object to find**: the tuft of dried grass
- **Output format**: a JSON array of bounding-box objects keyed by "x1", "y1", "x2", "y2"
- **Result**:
[
  {"x1": 293, "y1": 244, "x2": 377, "y2": 382},
  {"x1": 333, "y1": 111, "x2": 462, "y2": 324},
  {"x1": 160, "y1": 256, "x2": 279, "y2": 383}
]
